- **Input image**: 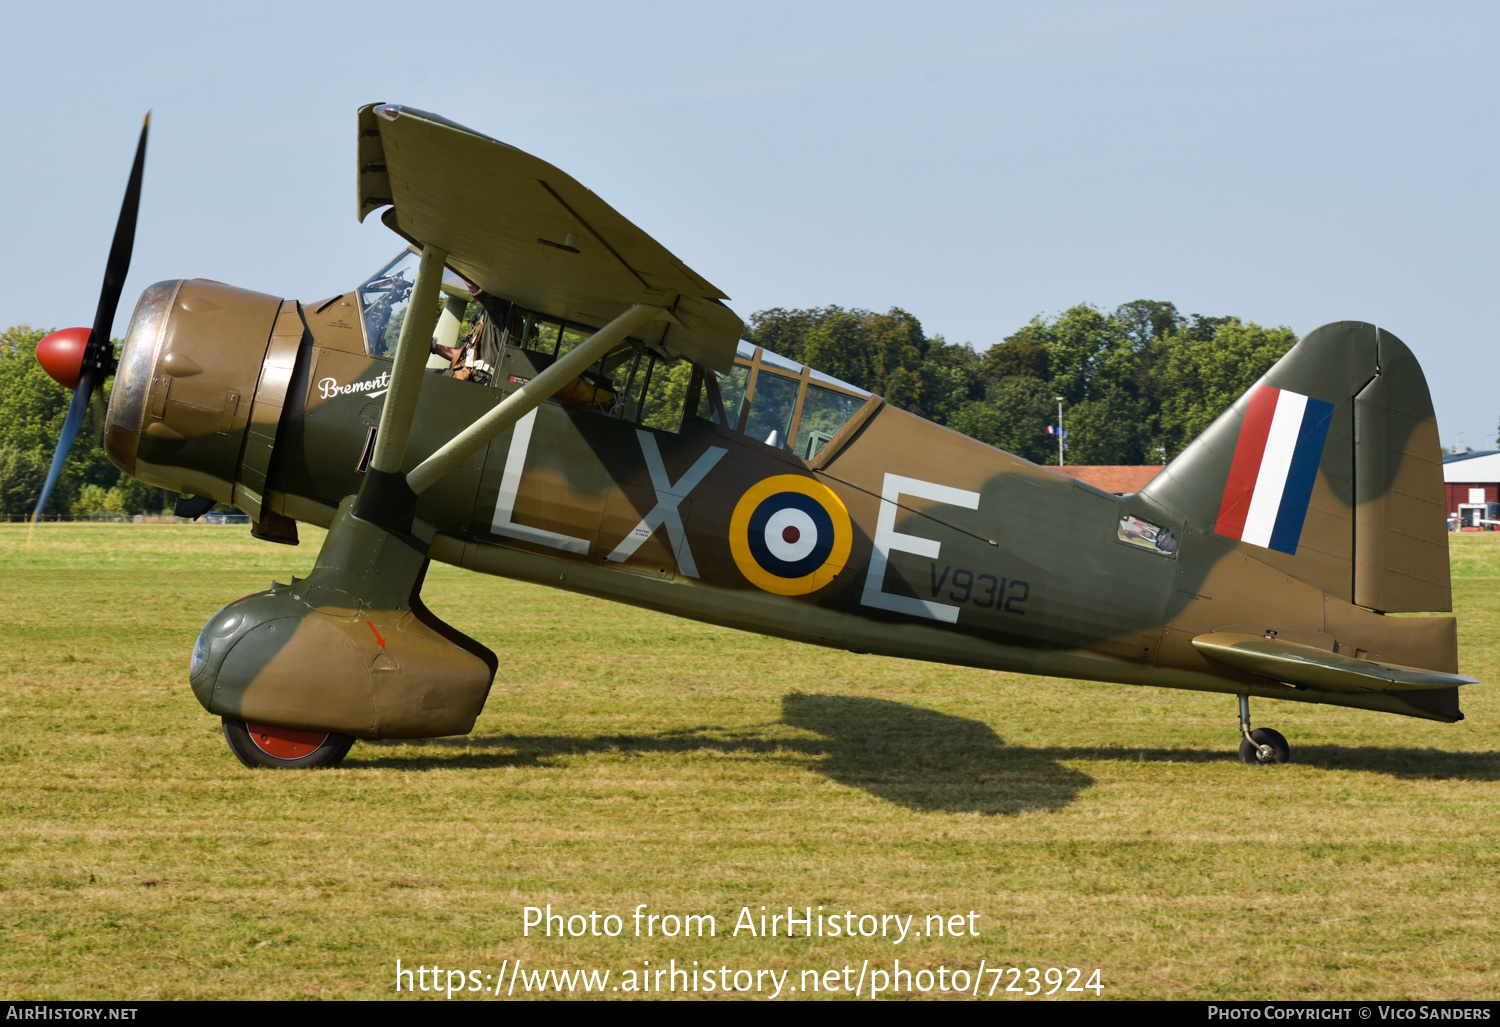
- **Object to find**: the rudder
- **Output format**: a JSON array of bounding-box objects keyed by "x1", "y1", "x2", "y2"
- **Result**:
[{"x1": 1353, "y1": 334, "x2": 1450, "y2": 611}]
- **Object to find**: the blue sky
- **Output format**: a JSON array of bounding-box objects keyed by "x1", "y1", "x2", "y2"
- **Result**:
[{"x1": 4, "y1": 1, "x2": 1496, "y2": 449}]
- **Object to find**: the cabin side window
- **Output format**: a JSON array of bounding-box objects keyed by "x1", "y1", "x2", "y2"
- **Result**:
[
  {"x1": 488, "y1": 308, "x2": 693, "y2": 433},
  {"x1": 695, "y1": 342, "x2": 871, "y2": 459},
  {"x1": 353, "y1": 251, "x2": 865, "y2": 445}
]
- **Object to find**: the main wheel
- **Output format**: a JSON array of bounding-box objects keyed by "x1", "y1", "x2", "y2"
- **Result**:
[
  {"x1": 1238, "y1": 727, "x2": 1290, "y2": 765},
  {"x1": 222, "y1": 717, "x2": 355, "y2": 769}
]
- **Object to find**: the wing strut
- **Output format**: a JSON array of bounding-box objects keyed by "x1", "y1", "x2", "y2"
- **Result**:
[
  {"x1": 405, "y1": 301, "x2": 663, "y2": 494},
  {"x1": 359, "y1": 241, "x2": 664, "y2": 503},
  {"x1": 370, "y1": 244, "x2": 449, "y2": 475}
]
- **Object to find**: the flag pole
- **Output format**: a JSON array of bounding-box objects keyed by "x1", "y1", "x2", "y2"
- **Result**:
[{"x1": 1055, "y1": 397, "x2": 1065, "y2": 466}]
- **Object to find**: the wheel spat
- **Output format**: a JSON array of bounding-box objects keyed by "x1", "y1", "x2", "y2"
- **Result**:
[{"x1": 30, "y1": 113, "x2": 150, "y2": 527}]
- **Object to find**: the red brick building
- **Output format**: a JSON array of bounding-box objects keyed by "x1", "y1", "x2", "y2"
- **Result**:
[{"x1": 1052, "y1": 465, "x2": 1164, "y2": 495}]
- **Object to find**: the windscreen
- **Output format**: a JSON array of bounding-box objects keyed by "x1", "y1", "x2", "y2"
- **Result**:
[{"x1": 357, "y1": 250, "x2": 420, "y2": 356}]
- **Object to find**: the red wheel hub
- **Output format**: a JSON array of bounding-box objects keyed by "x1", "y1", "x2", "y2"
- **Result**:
[
  {"x1": 36, "y1": 327, "x2": 93, "y2": 390},
  {"x1": 245, "y1": 722, "x2": 329, "y2": 759}
]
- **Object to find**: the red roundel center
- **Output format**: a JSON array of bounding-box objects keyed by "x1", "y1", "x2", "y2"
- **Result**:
[
  {"x1": 246, "y1": 722, "x2": 329, "y2": 759},
  {"x1": 782, "y1": 525, "x2": 801, "y2": 544}
]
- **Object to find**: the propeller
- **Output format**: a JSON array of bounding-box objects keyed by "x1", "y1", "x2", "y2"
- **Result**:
[{"x1": 30, "y1": 113, "x2": 149, "y2": 530}]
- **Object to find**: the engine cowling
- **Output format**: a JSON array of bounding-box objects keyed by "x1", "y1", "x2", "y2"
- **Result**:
[{"x1": 106, "y1": 279, "x2": 282, "y2": 504}]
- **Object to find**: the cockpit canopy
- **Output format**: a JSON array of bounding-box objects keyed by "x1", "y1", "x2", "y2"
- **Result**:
[
  {"x1": 356, "y1": 249, "x2": 873, "y2": 462},
  {"x1": 707, "y1": 342, "x2": 870, "y2": 460}
]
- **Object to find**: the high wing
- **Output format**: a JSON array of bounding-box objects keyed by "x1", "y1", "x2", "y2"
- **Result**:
[{"x1": 356, "y1": 102, "x2": 743, "y2": 372}]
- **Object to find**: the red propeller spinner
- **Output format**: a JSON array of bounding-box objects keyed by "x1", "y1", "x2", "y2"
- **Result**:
[{"x1": 36, "y1": 327, "x2": 93, "y2": 391}]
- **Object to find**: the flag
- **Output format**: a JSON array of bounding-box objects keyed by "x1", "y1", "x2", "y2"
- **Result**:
[
  {"x1": 1046, "y1": 426, "x2": 1068, "y2": 437},
  {"x1": 1214, "y1": 385, "x2": 1334, "y2": 555}
]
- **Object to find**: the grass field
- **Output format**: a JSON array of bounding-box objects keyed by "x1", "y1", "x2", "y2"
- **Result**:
[{"x1": 1, "y1": 523, "x2": 1497, "y2": 1001}]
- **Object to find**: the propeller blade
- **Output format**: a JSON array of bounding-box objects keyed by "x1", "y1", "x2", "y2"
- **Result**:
[
  {"x1": 29, "y1": 113, "x2": 150, "y2": 536},
  {"x1": 30, "y1": 368, "x2": 97, "y2": 528},
  {"x1": 85, "y1": 113, "x2": 150, "y2": 378},
  {"x1": 28, "y1": 113, "x2": 150, "y2": 539}
]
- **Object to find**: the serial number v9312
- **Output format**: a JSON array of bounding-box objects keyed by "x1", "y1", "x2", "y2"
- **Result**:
[{"x1": 930, "y1": 564, "x2": 1030, "y2": 614}]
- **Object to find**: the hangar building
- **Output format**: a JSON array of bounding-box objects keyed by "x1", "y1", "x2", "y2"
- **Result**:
[
  {"x1": 1444, "y1": 450, "x2": 1500, "y2": 528},
  {"x1": 1444, "y1": 451, "x2": 1500, "y2": 507}
]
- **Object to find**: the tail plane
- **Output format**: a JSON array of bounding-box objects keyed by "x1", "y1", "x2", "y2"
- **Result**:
[{"x1": 1140, "y1": 322, "x2": 1471, "y2": 722}]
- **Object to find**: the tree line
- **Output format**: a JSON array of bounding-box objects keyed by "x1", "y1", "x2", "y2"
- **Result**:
[
  {"x1": 0, "y1": 325, "x2": 173, "y2": 518},
  {"x1": 745, "y1": 300, "x2": 1297, "y2": 466},
  {"x1": 0, "y1": 301, "x2": 1298, "y2": 517}
]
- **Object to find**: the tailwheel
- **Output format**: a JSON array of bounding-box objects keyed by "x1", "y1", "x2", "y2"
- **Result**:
[
  {"x1": 222, "y1": 717, "x2": 355, "y2": 769},
  {"x1": 1238, "y1": 727, "x2": 1290, "y2": 765},
  {"x1": 1235, "y1": 694, "x2": 1290, "y2": 765}
]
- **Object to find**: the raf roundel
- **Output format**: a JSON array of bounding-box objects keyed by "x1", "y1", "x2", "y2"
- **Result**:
[{"x1": 729, "y1": 475, "x2": 853, "y2": 596}]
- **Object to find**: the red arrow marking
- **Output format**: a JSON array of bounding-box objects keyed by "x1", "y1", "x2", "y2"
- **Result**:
[{"x1": 367, "y1": 621, "x2": 387, "y2": 649}]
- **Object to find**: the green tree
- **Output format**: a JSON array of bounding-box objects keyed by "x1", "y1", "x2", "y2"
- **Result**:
[
  {"x1": 917, "y1": 336, "x2": 986, "y2": 426},
  {"x1": 1066, "y1": 386, "x2": 1153, "y2": 465},
  {"x1": 946, "y1": 377, "x2": 1056, "y2": 463},
  {"x1": 111, "y1": 473, "x2": 172, "y2": 515},
  {"x1": 0, "y1": 446, "x2": 46, "y2": 518},
  {"x1": 1045, "y1": 305, "x2": 1119, "y2": 405},
  {"x1": 71, "y1": 484, "x2": 110, "y2": 518},
  {"x1": 1151, "y1": 318, "x2": 1296, "y2": 459},
  {"x1": 1014, "y1": 304, "x2": 1162, "y2": 462},
  {"x1": 862, "y1": 308, "x2": 928, "y2": 394},
  {"x1": 981, "y1": 322, "x2": 1052, "y2": 381},
  {"x1": 0, "y1": 324, "x2": 95, "y2": 513},
  {"x1": 102, "y1": 486, "x2": 129, "y2": 516},
  {"x1": 742, "y1": 306, "x2": 843, "y2": 365},
  {"x1": 771, "y1": 306, "x2": 936, "y2": 414},
  {"x1": 745, "y1": 300, "x2": 1294, "y2": 467},
  {"x1": 640, "y1": 358, "x2": 695, "y2": 432},
  {"x1": 801, "y1": 310, "x2": 875, "y2": 391},
  {"x1": 0, "y1": 325, "x2": 70, "y2": 455},
  {"x1": 1115, "y1": 299, "x2": 1182, "y2": 347},
  {"x1": 0, "y1": 324, "x2": 174, "y2": 515}
]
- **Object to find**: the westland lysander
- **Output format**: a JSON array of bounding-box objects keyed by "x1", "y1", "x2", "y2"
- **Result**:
[{"x1": 32, "y1": 104, "x2": 1475, "y2": 768}]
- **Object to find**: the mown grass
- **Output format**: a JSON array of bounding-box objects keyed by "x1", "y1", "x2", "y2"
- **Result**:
[{"x1": 1, "y1": 524, "x2": 1497, "y2": 1000}]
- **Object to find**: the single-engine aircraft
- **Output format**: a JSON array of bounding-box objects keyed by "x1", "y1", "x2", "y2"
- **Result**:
[{"x1": 31, "y1": 104, "x2": 1477, "y2": 769}]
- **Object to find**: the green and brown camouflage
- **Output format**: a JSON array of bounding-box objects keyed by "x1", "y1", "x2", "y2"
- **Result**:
[
  {"x1": 95, "y1": 103, "x2": 1475, "y2": 752},
  {"x1": 189, "y1": 496, "x2": 495, "y2": 739}
]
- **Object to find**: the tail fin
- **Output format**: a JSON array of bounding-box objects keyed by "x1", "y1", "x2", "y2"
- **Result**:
[{"x1": 1141, "y1": 321, "x2": 1450, "y2": 613}]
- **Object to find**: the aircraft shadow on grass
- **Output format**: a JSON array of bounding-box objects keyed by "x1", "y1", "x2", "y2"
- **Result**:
[
  {"x1": 352, "y1": 693, "x2": 1091, "y2": 815},
  {"x1": 349, "y1": 693, "x2": 1500, "y2": 811}
]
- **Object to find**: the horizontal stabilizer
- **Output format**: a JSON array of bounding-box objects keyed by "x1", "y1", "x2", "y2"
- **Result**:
[{"x1": 1192, "y1": 632, "x2": 1476, "y2": 693}]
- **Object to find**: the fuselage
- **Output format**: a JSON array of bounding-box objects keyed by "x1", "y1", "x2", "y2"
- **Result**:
[{"x1": 103, "y1": 274, "x2": 1463, "y2": 724}]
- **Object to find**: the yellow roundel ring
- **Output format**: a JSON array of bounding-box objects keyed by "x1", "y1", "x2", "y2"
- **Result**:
[{"x1": 729, "y1": 475, "x2": 853, "y2": 596}]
